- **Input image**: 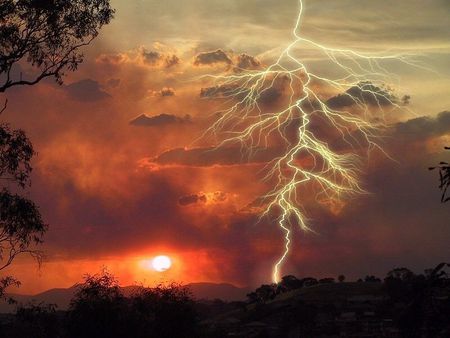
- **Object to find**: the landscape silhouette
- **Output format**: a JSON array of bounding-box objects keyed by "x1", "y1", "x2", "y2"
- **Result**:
[{"x1": 0, "y1": 0, "x2": 449, "y2": 337}]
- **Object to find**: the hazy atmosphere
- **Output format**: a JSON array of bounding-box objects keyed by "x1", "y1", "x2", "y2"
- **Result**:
[{"x1": 2, "y1": 0, "x2": 449, "y2": 295}]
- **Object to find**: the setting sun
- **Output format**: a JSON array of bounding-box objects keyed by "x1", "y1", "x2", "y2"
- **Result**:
[{"x1": 151, "y1": 255, "x2": 172, "y2": 272}]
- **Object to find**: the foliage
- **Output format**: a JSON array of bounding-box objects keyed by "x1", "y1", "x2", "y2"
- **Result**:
[
  {"x1": 129, "y1": 283, "x2": 199, "y2": 338},
  {"x1": 429, "y1": 147, "x2": 450, "y2": 203},
  {"x1": 246, "y1": 284, "x2": 277, "y2": 304},
  {"x1": 0, "y1": 0, "x2": 115, "y2": 92},
  {"x1": 278, "y1": 275, "x2": 303, "y2": 292},
  {"x1": 0, "y1": 265, "x2": 449, "y2": 337},
  {"x1": 383, "y1": 263, "x2": 450, "y2": 337},
  {"x1": 8, "y1": 303, "x2": 61, "y2": 338},
  {"x1": 364, "y1": 275, "x2": 381, "y2": 282},
  {"x1": 0, "y1": 0, "x2": 113, "y2": 299},
  {"x1": 0, "y1": 189, "x2": 46, "y2": 269},
  {"x1": 0, "y1": 124, "x2": 34, "y2": 187},
  {"x1": 0, "y1": 275, "x2": 20, "y2": 303},
  {"x1": 386, "y1": 267, "x2": 415, "y2": 282},
  {"x1": 0, "y1": 123, "x2": 46, "y2": 280},
  {"x1": 66, "y1": 270, "x2": 127, "y2": 338},
  {"x1": 319, "y1": 277, "x2": 335, "y2": 284},
  {"x1": 66, "y1": 270, "x2": 200, "y2": 338}
]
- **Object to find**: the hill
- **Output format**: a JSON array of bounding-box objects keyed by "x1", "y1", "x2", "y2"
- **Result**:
[{"x1": 0, "y1": 282, "x2": 251, "y2": 313}]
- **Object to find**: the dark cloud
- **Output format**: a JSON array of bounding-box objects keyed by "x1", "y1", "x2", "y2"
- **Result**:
[
  {"x1": 194, "y1": 49, "x2": 233, "y2": 66},
  {"x1": 393, "y1": 111, "x2": 450, "y2": 140},
  {"x1": 151, "y1": 87, "x2": 175, "y2": 97},
  {"x1": 160, "y1": 87, "x2": 175, "y2": 97},
  {"x1": 141, "y1": 49, "x2": 180, "y2": 68},
  {"x1": 258, "y1": 86, "x2": 284, "y2": 107},
  {"x1": 64, "y1": 79, "x2": 111, "y2": 102},
  {"x1": 165, "y1": 55, "x2": 180, "y2": 68},
  {"x1": 129, "y1": 113, "x2": 191, "y2": 127},
  {"x1": 258, "y1": 75, "x2": 291, "y2": 107},
  {"x1": 153, "y1": 146, "x2": 282, "y2": 167},
  {"x1": 200, "y1": 84, "x2": 240, "y2": 98},
  {"x1": 142, "y1": 50, "x2": 161, "y2": 64},
  {"x1": 193, "y1": 50, "x2": 260, "y2": 72},
  {"x1": 235, "y1": 53, "x2": 261, "y2": 72},
  {"x1": 179, "y1": 193, "x2": 207, "y2": 206},
  {"x1": 327, "y1": 82, "x2": 395, "y2": 109},
  {"x1": 402, "y1": 95, "x2": 411, "y2": 105},
  {"x1": 199, "y1": 75, "x2": 289, "y2": 105},
  {"x1": 179, "y1": 191, "x2": 228, "y2": 206},
  {"x1": 212, "y1": 191, "x2": 228, "y2": 202},
  {"x1": 198, "y1": 82, "x2": 283, "y2": 104}
]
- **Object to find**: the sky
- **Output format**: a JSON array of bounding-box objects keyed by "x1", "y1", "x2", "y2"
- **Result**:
[{"x1": 2, "y1": 0, "x2": 450, "y2": 294}]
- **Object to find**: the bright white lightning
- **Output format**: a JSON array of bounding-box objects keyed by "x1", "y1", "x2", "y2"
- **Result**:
[{"x1": 198, "y1": 0, "x2": 419, "y2": 283}]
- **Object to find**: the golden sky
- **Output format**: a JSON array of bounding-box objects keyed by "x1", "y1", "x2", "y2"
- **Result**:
[{"x1": 2, "y1": 0, "x2": 450, "y2": 294}]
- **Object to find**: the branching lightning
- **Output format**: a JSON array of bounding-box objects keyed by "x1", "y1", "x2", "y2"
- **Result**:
[{"x1": 198, "y1": 0, "x2": 420, "y2": 283}]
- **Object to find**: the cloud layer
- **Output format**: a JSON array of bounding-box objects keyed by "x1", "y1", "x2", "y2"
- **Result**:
[
  {"x1": 130, "y1": 113, "x2": 192, "y2": 127},
  {"x1": 3, "y1": 0, "x2": 449, "y2": 294}
]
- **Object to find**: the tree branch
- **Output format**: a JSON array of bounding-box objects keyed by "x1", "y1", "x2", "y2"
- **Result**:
[{"x1": 0, "y1": 98, "x2": 7, "y2": 115}]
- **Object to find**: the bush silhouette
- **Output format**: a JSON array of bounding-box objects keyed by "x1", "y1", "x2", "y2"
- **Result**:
[{"x1": 66, "y1": 270, "x2": 200, "y2": 338}]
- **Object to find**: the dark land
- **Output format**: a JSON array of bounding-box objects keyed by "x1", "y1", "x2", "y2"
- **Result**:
[{"x1": 0, "y1": 263, "x2": 449, "y2": 338}]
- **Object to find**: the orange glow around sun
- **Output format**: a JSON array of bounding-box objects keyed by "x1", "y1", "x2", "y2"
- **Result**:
[{"x1": 7, "y1": 246, "x2": 249, "y2": 294}]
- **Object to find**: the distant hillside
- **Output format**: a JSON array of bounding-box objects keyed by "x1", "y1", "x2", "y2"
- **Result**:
[
  {"x1": 202, "y1": 282, "x2": 390, "y2": 337},
  {"x1": 188, "y1": 283, "x2": 251, "y2": 301},
  {"x1": 0, "y1": 282, "x2": 250, "y2": 313},
  {"x1": 212, "y1": 282, "x2": 386, "y2": 321},
  {"x1": 275, "y1": 281, "x2": 385, "y2": 303}
]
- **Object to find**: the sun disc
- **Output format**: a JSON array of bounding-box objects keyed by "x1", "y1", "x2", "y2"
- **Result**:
[{"x1": 151, "y1": 255, "x2": 172, "y2": 272}]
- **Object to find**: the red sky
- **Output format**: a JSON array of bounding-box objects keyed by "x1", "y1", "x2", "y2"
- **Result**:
[{"x1": 2, "y1": 0, "x2": 450, "y2": 294}]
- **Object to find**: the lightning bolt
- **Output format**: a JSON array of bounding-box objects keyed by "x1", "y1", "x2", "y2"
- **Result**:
[{"x1": 198, "y1": 0, "x2": 420, "y2": 283}]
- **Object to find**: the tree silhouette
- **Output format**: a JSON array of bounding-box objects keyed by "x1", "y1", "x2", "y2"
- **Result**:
[
  {"x1": 386, "y1": 267, "x2": 414, "y2": 281},
  {"x1": 247, "y1": 284, "x2": 277, "y2": 304},
  {"x1": 383, "y1": 263, "x2": 450, "y2": 337},
  {"x1": 300, "y1": 277, "x2": 318, "y2": 287},
  {"x1": 319, "y1": 277, "x2": 335, "y2": 284},
  {"x1": 0, "y1": 265, "x2": 448, "y2": 337},
  {"x1": 429, "y1": 147, "x2": 450, "y2": 203},
  {"x1": 0, "y1": 0, "x2": 115, "y2": 92},
  {"x1": 128, "y1": 283, "x2": 199, "y2": 338},
  {"x1": 0, "y1": 124, "x2": 46, "y2": 297},
  {"x1": 364, "y1": 275, "x2": 381, "y2": 282},
  {"x1": 0, "y1": 0, "x2": 114, "y2": 298},
  {"x1": 5, "y1": 303, "x2": 61, "y2": 338},
  {"x1": 278, "y1": 275, "x2": 303, "y2": 292},
  {"x1": 67, "y1": 270, "x2": 200, "y2": 338},
  {"x1": 66, "y1": 270, "x2": 128, "y2": 338}
]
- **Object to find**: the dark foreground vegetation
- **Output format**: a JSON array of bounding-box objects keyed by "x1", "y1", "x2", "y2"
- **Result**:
[
  {"x1": 430, "y1": 146, "x2": 450, "y2": 203},
  {"x1": 0, "y1": 263, "x2": 449, "y2": 338}
]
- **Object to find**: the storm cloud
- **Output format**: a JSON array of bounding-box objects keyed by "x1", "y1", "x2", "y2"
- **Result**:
[
  {"x1": 64, "y1": 79, "x2": 111, "y2": 102},
  {"x1": 235, "y1": 53, "x2": 261, "y2": 71},
  {"x1": 142, "y1": 49, "x2": 180, "y2": 68},
  {"x1": 194, "y1": 49, "x2": 233, "y2": 66},
  {"x1": 153, "y1": 146, "x2": 283, "y2": 167},
  {"x1": 327, "y1": 83, "x2": 395, "y2": 109},
  {"x1": 129, "y1": 113, "x2": 192, "y2": 127}
]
